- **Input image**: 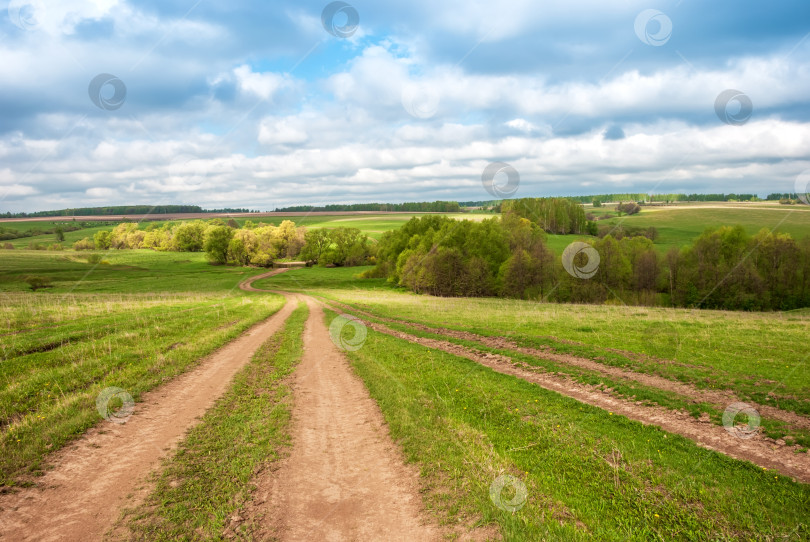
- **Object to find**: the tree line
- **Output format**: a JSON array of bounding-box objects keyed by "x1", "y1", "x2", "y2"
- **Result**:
[
  {"x1": 75, "y1": 219, "x2": 373, "y2": 267},
  {"x1": 364, "y1": 215, "x2": 810, "y2": 311},
  {"x1": 274, "y1": 201, "x2": 461, "y2": 213},
  {"x1": 2, "y1": 205, "x2": 254, "y2": 218}
]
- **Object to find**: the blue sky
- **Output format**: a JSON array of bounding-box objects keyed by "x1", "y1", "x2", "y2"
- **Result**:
[{"x1": 1, "y1": 0, "x2": 809, "y2": 211}]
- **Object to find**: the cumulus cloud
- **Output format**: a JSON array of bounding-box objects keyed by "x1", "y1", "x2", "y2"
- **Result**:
[{"x1": 0, "y1": 0, "x2": 809, "y2": 211}]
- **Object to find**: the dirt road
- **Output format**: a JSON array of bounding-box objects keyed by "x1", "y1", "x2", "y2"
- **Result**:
[
  {"x1": 247, "y1": 295, "x2": 439, "y2": 541},
  {"x1": 0, "y1": 297, "x2": 296, "y2": 541}
]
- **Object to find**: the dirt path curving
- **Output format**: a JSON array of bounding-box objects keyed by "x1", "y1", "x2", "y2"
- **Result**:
[
  {"x1": 240, "y1": 267, "x2": 290, "y2": 292},
  {"x1": 245, "y1": 295, "x2": 440, "y2": 541},
  {"x1": 0, "y1": 296, "x2": 297, "y2": 542}
]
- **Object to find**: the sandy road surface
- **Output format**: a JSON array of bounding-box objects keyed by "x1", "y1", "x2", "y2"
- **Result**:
[
  {"x1": 0, "y1": 296, "x2": 296, "y2": 541},
  {"x1": 246, "y1": 295, "x2": 439, "y2": 541}
]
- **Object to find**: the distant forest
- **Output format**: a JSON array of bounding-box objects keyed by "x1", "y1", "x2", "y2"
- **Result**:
[
  {"x1": 274, "y1": 201, "x2": 461, "y2": 212},
  {"x1": 4, "y1": 193, "x2": 804, "y2": 218},
  {"x1": 2, "y1": 205, "x2": 253, "y2": 218}
]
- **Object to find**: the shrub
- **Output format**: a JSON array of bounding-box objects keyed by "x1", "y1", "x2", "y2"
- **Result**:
[
  {"x1": 616, "y1": 201, "x2": 641, "y2": 215},
  {"x1": 25, "y1": 276, "x2": 52, "y2": 291},
  {"x1": 73, "y1": 238, "x2": 96, "y2": 250},
  {"x1": 85, "y1": 253, "x2": 103, "y2": 264},
  {"x1": 2, "y1": 242, "x2": 13, "y2": 250}
]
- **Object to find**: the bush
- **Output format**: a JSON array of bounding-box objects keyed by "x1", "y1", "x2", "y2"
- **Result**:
[
  {"x1": 73, "y1": 238, "x2": 96, "y2": 250},
  {"x1": 25, "y1": 276, "x2": 52, "y2": 291},
  {"x1": 592, "y1": 199, "x2": 602, "y2": 207},
  {"x1": 616, "y1": 202, "x2": 641, "y2": 215},
  {"x1": 2, "y1": 242, "x2": 13, "y2": 250},
  {"x1": 85, "y1": 253, "x2": 103, "y2": 264}
]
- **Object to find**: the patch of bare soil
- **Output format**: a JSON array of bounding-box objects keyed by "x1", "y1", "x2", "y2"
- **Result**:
[
  {"x1": 0, "y1": 297, "x2": 297, "y2": 542},
  {"x1": 356, "y1": 319, "x2": 810, "y2": 484},
  {"x1": 243, "y1": 296, "x2": 442, "y2": 541},
  {"x1": 320, "y1": 298, "x2": 810, "y2": 433}
]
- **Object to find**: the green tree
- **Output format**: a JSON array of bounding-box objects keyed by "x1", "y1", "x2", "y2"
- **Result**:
[
  {"x1": 300, "y1": 228, "x2": 332, "y2": 263},
  {"x1": 93, "y1": 230, "x2": 112, "y2": 250},
  {"x1": 203, "y1": 225, "x2": 233, "y2": 264},
  {"x1": 173, "y1": 221, "x2": 206, "y2": 252}
]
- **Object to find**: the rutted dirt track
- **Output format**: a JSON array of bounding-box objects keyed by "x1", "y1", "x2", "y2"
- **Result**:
[
  {"x1": 0, "y1": 295, "x2": 297, "y2": 541},
  {"x1": 320, "y1": 297, "x2": 810, "y2": 432},
  {"x1": 245, "y1": 296, "x2": 439, "y2": 541},
  {"x1": 315, "y1": 299, "x2": 810, "y2": 484}
]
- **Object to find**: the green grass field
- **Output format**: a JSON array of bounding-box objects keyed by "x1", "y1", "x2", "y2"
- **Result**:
[
  {"x1": 256, "y1": 266, "x2": 810, "y2": 447},
  {"x1": 330, "y1": 308, "x2": 810, "y2": 540},
  {"x1": 0, "y1": 289, "x2": 285, "y2": 486},
  {"x1": 1, "y1": 209, "x2": 808, "y2": 540}
]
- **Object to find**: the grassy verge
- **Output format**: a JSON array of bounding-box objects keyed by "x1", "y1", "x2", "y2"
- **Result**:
[
  {"x1": 0, "y1": 292, "x2": 286, "y2": 486},
  {"x1": 119, "y1": 301, "x2": 308, "y2": 541},
  {"x1": 327, "y1": 308, "x2": 810, "y2": 541}
]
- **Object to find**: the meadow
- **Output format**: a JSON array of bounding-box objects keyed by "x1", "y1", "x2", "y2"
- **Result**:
[{"x1": 1, "y1": 204, "x2": 808, "y2": 540}]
